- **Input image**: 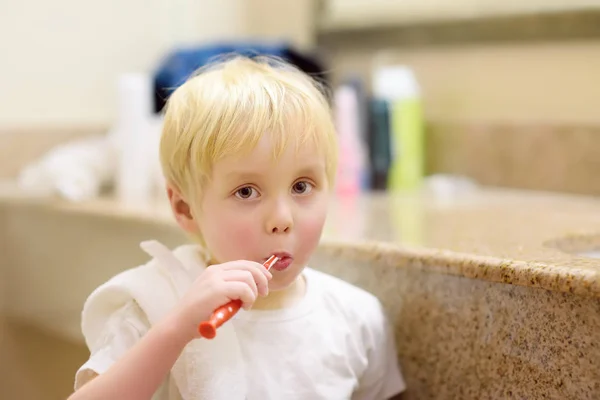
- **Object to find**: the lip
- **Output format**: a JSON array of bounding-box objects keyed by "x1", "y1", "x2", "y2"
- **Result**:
[{"x1": 265, "y1": 252, "x2": 293, "y2": 271}]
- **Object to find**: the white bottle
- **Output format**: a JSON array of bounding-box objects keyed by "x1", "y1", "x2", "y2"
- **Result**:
[{"x1": 112, "y1": 73, "x2": 161, "y2": 203}]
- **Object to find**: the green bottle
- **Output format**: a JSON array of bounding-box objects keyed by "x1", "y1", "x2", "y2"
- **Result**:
[{"x1": 373, "y1": 66, "x2": 425, "y2": 191}]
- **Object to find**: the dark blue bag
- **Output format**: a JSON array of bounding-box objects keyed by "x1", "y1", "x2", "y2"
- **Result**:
[{"x1": 152, "y1": 42, "x2": 328, "y2": 113}]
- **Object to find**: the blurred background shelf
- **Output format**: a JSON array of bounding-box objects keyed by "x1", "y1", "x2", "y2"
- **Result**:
[{"x1": 319, "y1": 0, "x2": 600, "y2": 35}]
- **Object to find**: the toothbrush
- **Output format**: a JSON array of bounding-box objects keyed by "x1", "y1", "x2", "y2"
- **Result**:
[{"x1": 198, "y1": 255, "x2": 279, "y2": 339}]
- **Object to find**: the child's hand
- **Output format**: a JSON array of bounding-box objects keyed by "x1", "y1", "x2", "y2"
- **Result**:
[{"x1": 171, "y1": 260, "x2": 272, "y2": 341}]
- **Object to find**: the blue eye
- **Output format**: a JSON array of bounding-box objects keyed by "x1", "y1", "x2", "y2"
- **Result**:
[
  {"x1": 292, "y1": 181, "x2": 313, "y2": 195},
  {"x1": 235, "y1": 186, "x2": 258, "y2": 199}
]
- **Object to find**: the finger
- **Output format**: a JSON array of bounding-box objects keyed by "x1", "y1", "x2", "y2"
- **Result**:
[
  {"x1": 225, "y1": 268, "x2": 268, "y2": 297},
  {"x1": 221, "y1": 260, "x2": 273, "y2": 280},
  {"x1": 224, "y1": 281, "x2": 257, "y2": 310},
  {"x1": 220, "y1": 261, "x2": 271, "y2": 296},
  {"x1": 221, "y1": 270, "x2": 259, "y2": 298}
]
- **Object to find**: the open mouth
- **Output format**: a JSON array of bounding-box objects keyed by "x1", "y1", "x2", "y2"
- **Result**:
[{"x1": 265, "y1": 252, "x2": 293, "y2": 271}]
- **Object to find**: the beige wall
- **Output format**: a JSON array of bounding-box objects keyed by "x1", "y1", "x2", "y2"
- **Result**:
[
  {"x1": 0, "y1": 0, "x2": 315, "y2": 130},
  {"x1": 321, "y1": 0, "x2": 600, "y2": 29},
  {"x1": 244, "y1": 0, "x2": 317, "y2": 51},
  {"x1": 328, "y1": 40, "x2": 600, "y2": 125}
]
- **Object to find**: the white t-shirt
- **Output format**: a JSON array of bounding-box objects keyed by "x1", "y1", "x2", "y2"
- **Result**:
[{"x1": 75, "y1": 253, "x2": 405, "y2": 399}]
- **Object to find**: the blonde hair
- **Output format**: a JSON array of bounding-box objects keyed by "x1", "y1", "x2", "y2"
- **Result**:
[{"x1": 159, "y1": 55, "x2": 338, "y2": 205}]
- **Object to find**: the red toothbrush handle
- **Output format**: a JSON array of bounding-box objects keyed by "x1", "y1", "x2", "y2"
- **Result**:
[
  {"x1": 198, "y1": 255, "x2": 278, "y2": 339},
  {"x1": 198, "y1": 299, "x2": 243, "y2": 339}
]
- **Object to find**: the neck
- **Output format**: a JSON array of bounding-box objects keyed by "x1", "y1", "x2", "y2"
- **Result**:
[{"x1": 252, "y1": 274, "x2": 306, "y2": 310}]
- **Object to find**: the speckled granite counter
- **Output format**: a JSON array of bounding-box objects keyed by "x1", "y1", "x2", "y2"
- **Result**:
[
  {"x1": 322, "y1": 188, "x2": 600, "y2": 298},
  {"x1": 315, "y1": 189, "x2": 600, "y2": 399},
  {"x1": 2, "y1": 185, "x2": 599, "y2": 399}
]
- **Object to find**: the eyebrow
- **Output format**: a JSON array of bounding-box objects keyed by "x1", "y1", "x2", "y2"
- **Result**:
[
  {"x1": 224, "y1": 163, "x2": 325, "y2": 182},
  {"x1": 224, "y1": 171, "x2": 263, "y2": 183},
  {"x1": 295, "y1": 163, "x2": 326, "y2": 177}
]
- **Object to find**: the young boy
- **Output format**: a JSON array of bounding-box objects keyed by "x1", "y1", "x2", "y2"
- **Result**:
[{"x1": 70, "y1": 56, "x2": 406, "y2": 400}]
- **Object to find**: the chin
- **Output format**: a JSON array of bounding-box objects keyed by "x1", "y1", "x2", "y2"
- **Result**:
[{"x1": 268, "y1": 269, "x2": 304, "y2": 291}]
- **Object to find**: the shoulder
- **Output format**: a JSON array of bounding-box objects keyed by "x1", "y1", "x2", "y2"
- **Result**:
[
  {"x1": 82, "y1": 242, "x2": 202, "y2": 321},
  {"x1": 82, "y1": 257, "x2": 170, "y2": 314},
  {"x1": 306, "y1": 268, "x2": 383, "y2": 309},
  {"x1": 80, "y1": 262, "x2": 164, "y2": 348},
  {"x1": 305, "y1": 268, "x2": 387, "y2": 329},
  {"x1": 74, "y1": 299, "x2": 151, "y2": 390},
  {"x1": 303, "y1": 270, "x2": 406, "y2": 398},
  {"x1": 81, "y1": 243, "x2": 201, "y2": 348}
]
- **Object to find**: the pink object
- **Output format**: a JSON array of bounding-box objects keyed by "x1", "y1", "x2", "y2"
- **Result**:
[{"x1": 334, "y1": 85, "x2": 366, "y2": 197}]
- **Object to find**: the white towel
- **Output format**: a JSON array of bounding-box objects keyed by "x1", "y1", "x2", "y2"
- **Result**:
[
  {"x1": 17, "y1": 135, "x2": 117, "y2": 201},
  {"x1": 80, "y1": 240, "x2": 247, "y2": 400}
]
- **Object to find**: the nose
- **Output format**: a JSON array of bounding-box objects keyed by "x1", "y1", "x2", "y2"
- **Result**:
[{"x1": 266, "y1": 197, "x2": 293, "y2": 234}]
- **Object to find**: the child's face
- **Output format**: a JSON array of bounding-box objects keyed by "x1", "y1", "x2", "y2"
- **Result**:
[{"x1": 189, "y1": 136, "x2": 329, "y2": 291}]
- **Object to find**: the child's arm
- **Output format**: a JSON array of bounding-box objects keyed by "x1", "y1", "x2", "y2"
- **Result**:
[
  {"x1": 69, "y1": 260, "x2": 272, "y2": 400},
  {"x1": 68, "y1": 312, "x2": 190, "y2": 400}
]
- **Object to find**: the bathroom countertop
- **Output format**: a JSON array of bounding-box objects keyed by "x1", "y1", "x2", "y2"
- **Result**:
[{"x1": 2, "y1": 184, "x2": 600, "y2": 297}]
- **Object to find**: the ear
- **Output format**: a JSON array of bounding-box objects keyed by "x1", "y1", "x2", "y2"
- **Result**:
[{"x1": 166, "y1": 184, "x2": 200, "y2": 234}]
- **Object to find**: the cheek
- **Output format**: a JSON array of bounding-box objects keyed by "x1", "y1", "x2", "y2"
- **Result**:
[
  {"x1": 200, "y1": 206, "x2": 261, "y2": 262},
  {"x1": 296, "y1": 205, "x2": 327, "y2": 253}
]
